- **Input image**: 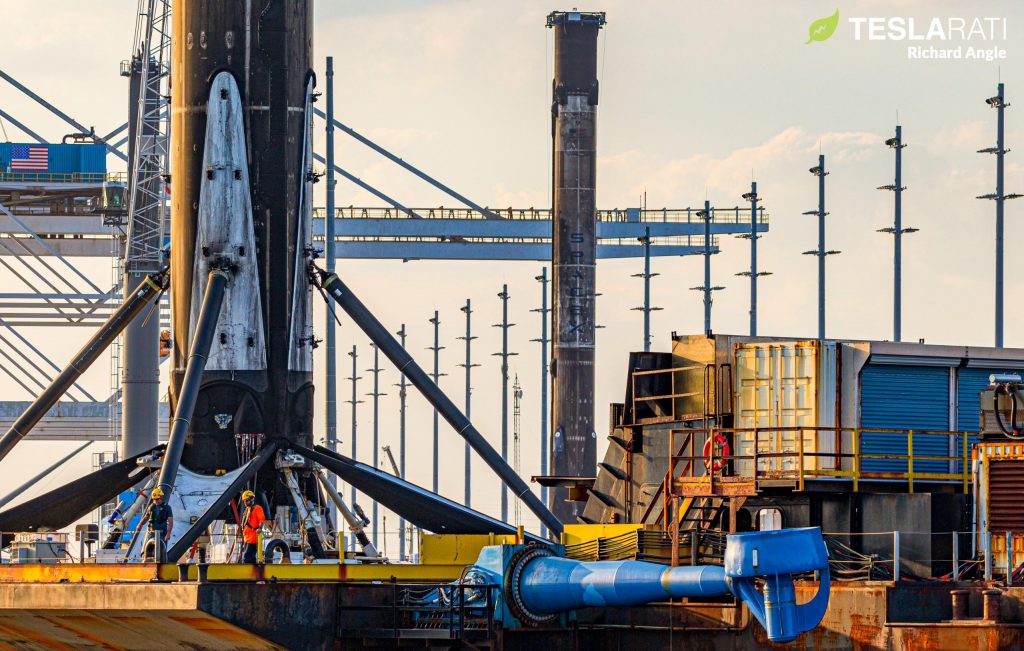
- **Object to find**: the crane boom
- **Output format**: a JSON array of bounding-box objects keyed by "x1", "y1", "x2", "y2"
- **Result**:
[{"x1": 381, "y1": 445, "x2": 401, "y2": 477}]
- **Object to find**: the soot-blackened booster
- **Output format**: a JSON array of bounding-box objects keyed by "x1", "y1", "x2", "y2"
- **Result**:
[{"x1": 170, "y1": 1, "x2": 315, "y2": 473}]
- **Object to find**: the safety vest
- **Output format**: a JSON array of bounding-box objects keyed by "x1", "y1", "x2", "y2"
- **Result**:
[
  {"x1": 242, "y1": 504, "x2": 265, "y2": 544},
  {"x1": 148, "y1": 503, "x2": 172, "y2": 531}
]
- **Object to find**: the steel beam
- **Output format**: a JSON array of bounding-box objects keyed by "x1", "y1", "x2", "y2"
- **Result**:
[
  {"x1": 156, "y1": 269, "x2": 229, "y2": 496},
  {"x1": 313, "y1": 108, "x2": 500, "y2": 220},
  {"x1": 0, "y1": 269, "x2": 167, "y2": 463},
  {"x1": 324, "y1": 56, "x2": 339, "y2": 527},
  {"x1": 531, "y1": 268, "x2": 551, "y2": 537},
  {"x1": 315, "y1": 267, "x2": 563, "y2": 536},
  {"x1": 312, "y1": 153, "x2": 423, "y2": 219},
  {"x1": 327, "y1": 241, "x2": 711, "y2": 261},
  {"x1": 312, "y1": 216, "x2": 760, "y2": 239},
  {"x1": 0, "y1": 109, "x2": 46, "y2": 143},
  {"x1": 0, "y1": 441, "x2": 92, "y2": 509},
  {"x1": 0, "y1": 200, "x2": 103, "y2": 292}
]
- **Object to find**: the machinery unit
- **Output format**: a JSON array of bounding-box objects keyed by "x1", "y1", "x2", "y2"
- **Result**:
[{"x1": 8, "y1": 532, "x2": 68, "y2": 564}]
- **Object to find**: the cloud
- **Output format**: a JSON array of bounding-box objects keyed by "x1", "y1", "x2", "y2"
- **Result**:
[
  {"x1": 928, "y1": 121, "x2": 988, "y2": 154},
  {"x1": 597, "y1": 126, "x2": 880, "y2": 204}
]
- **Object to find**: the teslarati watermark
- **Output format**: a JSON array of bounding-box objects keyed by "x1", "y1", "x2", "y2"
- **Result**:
[{"x1": 849, "y1": 16, "x2": 1009, "y2": 61}]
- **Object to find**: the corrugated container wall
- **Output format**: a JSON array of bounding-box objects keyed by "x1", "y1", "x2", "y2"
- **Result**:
[
  {"x1": 0, "y1": 144, "x2": 107, "y2": 176},
  {"x1": 860, "y1": 365, "x2": 950, "y2": 474},
  {"x1": 733, "y1": 341, "x2": 838, "y2": 475}
]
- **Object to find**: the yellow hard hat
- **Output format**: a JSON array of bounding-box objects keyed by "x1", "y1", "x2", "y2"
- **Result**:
[
  {"x1": 241, "y1": 490, "x2": 255, "y2": 501},
  {"x1": 152, "y1": 487, "x2": 164, "y2": 499}
]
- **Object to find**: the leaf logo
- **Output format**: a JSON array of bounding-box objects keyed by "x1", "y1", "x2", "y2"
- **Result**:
[{"x1": 806, "y1": 9, "x2": 839, "y2": 44}]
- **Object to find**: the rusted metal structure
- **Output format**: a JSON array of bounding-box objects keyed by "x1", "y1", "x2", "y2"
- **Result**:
[{"x1": 0, "y1": 568, "x2": 1022, "y2": 649}]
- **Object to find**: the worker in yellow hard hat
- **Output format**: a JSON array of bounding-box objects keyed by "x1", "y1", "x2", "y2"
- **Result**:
[
  {"x1": 240, "y1": 489, "x2": 266, "y2": 563},
  {"x1": 147, "y1": 486, "x2": 173, "y2": 561}
]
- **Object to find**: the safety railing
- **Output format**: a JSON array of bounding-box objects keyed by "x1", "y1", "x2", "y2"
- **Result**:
[
  {"x1": 313, "y1": 205, "x2": 770, "y2": 225},
  {"x1": 1, "y1": 527, "x2": 327, "y2": 565},
  {"x1": 558, "y1": 526, "x2": 1005, "y2": 583},
  {"x1": 601, "y1": 235, "x2": 716, "y2": 248},
  {"x1": 336, "y1": 581, "x2": 497, "y2": 642},
  {"x1": 825, "y1": 530, "x2": 1022, "y2": 584},
  {"x1": 0, "y1": 172, "x2": 125, "y2": 184},
  {"x1": 666, "y1": 426, "x2": 973, "y2": 497},
  {"x1": 627, "y1": 364, "x2": 733, "y2": 426}
]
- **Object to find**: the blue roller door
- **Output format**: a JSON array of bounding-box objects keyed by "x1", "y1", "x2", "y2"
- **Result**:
[{"x1": 861, "y1": 364, "x2": 950, "y2": 473}]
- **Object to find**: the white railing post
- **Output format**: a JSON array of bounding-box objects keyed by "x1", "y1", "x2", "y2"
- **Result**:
[
  {"x1": 893, "y1": 530, "x2": 900, "y2": 582},
  {"x1": 952, "y1": 531, "x2": 959, "y2": 581},
  {"x1": 1008, "y1": 531, "x2": 1014, "y2": 585},
  {"x1": 985, "y1": 531, "x2": 993, "y2": 581}
]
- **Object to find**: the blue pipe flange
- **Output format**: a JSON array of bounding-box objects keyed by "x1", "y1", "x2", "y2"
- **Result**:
[
  {"x1": 724, "y1": 527, "x2": 831, "y2": 644},
  {"x1": 504, "y1": 544, "x2": 561, "y2": 627}
]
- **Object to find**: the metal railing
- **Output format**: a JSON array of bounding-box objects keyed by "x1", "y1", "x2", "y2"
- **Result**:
[
  {"x1": 314, "y1": 205, "x2": 770, "y2": 225},
  {"x1": 559, "y1": 527, "x2": 1008, "y2": 584},
  {"x1": 0, "y1": 172, "x2": 125, "y2": 184},
  {"x1": 667, "y1": 426, "x2": 973, "y2": 496},
  {"x1": 336, "y1": 581, "x2": 497, "y2": 642},
  {"x1": 628, "y1": 363, "x2": 733, "y2": 425}
]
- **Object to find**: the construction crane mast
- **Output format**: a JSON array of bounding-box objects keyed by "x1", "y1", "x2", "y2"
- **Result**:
[
  {"x1": 382, "y1": 445, "x2": 401, "y2": 477},
  {"x1": 120, "y1": 0, "x2": 172, "y2": 458}
]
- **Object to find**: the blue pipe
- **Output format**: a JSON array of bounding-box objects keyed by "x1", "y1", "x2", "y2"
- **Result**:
[
  {"x1": 497, "y1": 527, "x2": 830, "y2": 644},
  {"x1": 520, "y1": 559, "x2": 728, "y2": 612}
]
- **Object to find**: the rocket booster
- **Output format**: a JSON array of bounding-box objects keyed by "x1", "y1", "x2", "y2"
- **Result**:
[{"x1": 170, "y1": 1, "x2": 314, "y2": 472}]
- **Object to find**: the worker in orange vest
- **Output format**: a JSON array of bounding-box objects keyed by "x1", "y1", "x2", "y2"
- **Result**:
[{"x1": 240, "y1": 490, "x2": 266, "y2": 563}]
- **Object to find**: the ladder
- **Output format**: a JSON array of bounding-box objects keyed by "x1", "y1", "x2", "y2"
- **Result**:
[
  {"x1": 107, "y1": 238, "x2": 122, "y2": 442},
  {"x1": 124, "y1": 0, "x2": 172, "y2": 275}
]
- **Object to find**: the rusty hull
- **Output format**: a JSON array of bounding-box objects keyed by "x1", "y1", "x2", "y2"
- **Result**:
[
  {"x1": 497, "y1": 582, "x2": 1024, "y2": 651},
  {"x1": 0, "y1": 575, "x2": 1023, "y2": 649}
]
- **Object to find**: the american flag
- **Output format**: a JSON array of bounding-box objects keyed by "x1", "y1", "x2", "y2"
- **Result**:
[{"x1": 10, "y1": 145, "x2": 48, "y2": 171}]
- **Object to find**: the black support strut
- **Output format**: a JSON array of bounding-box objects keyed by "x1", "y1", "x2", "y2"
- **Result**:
[
  {"x1": 157, "y1": 269, "x2": 230, "y2": 495},
  {"x1": 0, "y1": 268, "x2": 169, "y2": 464},
  {"x1": 312, "y1": 266, "x2": 563, "y2": 536}
]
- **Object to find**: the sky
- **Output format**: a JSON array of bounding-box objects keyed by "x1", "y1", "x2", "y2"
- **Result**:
[{"x1": 0, "y1": 0, "x2": 1021, "y2": 550}]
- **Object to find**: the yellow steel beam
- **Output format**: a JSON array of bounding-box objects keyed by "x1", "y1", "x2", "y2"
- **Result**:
[
  {"x1": 0, "y1": 561, "x2": 467, "y2": 585},
  {"x1": 0, "y1": 563, "x2": 164, "y2": 584}
]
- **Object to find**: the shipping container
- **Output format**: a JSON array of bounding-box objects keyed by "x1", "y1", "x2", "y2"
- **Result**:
[
  {"x1": 673, "y1": 334, "x2": 1024, "y2": 483},
  {"x1": 732, "y1": 340, "x2": 838, "y2": 475},
  {"x1": 0, "y1": 143, "x2": 107, "y2": 182}
]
